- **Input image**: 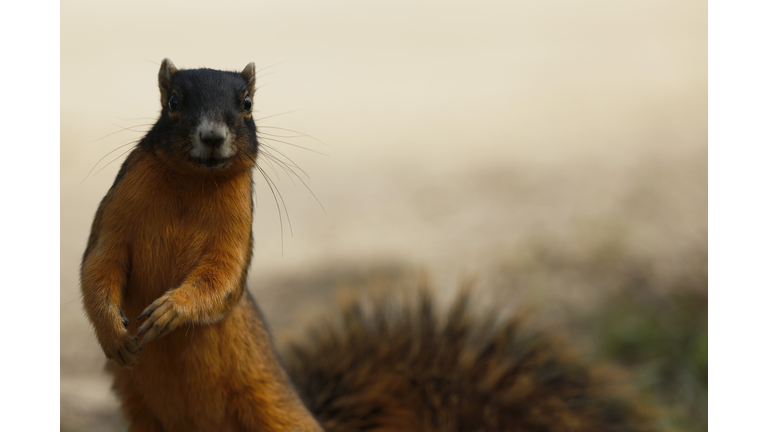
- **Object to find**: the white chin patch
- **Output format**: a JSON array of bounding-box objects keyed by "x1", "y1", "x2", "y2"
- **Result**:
[{"x1": 190, "y1": 118, "x2": 235, "y2": 159}]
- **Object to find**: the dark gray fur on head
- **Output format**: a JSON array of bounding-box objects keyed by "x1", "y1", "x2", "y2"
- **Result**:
[{"x1": 140, "y1": 60, "x2": 259, "y2": 171}]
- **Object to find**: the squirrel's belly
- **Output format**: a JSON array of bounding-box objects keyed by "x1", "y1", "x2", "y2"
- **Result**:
[
  {"x1": 108, "y1": 314, "x2": 247, "y2": 431},
  {"x1": 123, "y1": 234, "x2": 208, "y2": 314}
]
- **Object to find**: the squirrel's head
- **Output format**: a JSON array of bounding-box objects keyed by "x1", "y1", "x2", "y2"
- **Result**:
[{"x1": 148, "y1": 59, "x2": 259, "y2": 174}]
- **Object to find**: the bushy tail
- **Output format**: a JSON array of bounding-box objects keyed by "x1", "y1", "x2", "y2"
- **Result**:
[{"x1": 282, "y1": 287, "x2": 658, "y2": 432}]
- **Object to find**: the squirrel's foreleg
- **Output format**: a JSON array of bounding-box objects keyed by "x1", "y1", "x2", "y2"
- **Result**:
[
  {"x1": 81, "y1": 237, "x2": 139, "y2": 367},
  {"x1": 136, "y1": 242, "x2": 249, "y2": 345}
]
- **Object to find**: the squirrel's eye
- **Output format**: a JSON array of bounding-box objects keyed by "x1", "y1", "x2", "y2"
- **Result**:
[
  {"x1": 243, "y1": 96, "x2": 252, "y2": 113},
  {"x1": 168, "y1": 94, "x2": 180, "y2": 112}
]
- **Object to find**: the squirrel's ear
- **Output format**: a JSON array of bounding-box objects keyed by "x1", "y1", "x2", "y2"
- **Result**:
[
  {"x1": 158, "y1": 58, "x2": 178, "y2": 107},
  {"x1": 241, "y1": 62, "x2": 256, "y2": 96}
]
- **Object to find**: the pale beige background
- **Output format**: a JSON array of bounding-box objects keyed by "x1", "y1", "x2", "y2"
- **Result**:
[{"x1": 61, "y1": 0, "x2": 706, "y2": 429}]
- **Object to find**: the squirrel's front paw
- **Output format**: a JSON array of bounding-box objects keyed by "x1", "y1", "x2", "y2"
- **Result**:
[
  {"x1": 137, "y1": 293, "x2": 183, "y2": 345},
  {"x1": 104, "y1": 331, "x2": 141, "y2": 368}
]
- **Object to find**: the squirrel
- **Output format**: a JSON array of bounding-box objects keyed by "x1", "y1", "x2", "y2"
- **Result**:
[
  {"x1": 82, "y1": 60, "x2": 657, "y2": 432},
  {"x1": 80, "y1": 59, "x2": 322, "y2": 431}
]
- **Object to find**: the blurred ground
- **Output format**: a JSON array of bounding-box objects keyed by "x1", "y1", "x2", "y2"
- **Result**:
[{"x1": 61, "y1": 0, "x2": 706, "y2": 430}]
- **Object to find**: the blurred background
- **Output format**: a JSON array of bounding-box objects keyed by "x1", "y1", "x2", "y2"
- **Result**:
[{"x1": 61, "y1": 0, "x2": 707, "y2": 430}]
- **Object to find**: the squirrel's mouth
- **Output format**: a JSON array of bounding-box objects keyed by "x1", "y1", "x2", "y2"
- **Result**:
[{"x1": 189, "y1": 155, "x2": 232, "y2": 169}]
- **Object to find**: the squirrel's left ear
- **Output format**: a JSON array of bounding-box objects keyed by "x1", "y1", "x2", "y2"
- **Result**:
[{"x1": 241, "y1": 63, "x2": 256, "y2": 96}]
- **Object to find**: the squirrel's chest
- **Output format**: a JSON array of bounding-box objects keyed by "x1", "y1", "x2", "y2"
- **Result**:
[
  {"x1": 114, "y1": 166, "x2": 252, "y2": 302},
  {"x1": 126, "y1": 198, "x2": 217, "y2": 297}
]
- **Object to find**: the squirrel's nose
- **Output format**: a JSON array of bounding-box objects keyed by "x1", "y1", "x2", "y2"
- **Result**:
[{"x1": 199, "y1": 129, "x2": 226, "y2": 149}]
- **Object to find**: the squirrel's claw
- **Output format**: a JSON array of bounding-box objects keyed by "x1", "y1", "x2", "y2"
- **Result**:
[
  {"x1": 137, "y1": 294, "x2": 181, "y2": 345},
  {"x1": 105, "y1": 332, "x2": 141, "y2": 368}
]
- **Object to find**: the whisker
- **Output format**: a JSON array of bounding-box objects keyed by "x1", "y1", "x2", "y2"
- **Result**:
[
  {"x1": 257, "y1": 126, "x2": 328, "y2": 146},
  {"x1": 90, "y1": 124, "x2": 149, "y2": 143},
  {"x1": 258, "y1": 150, "x2": 284, "y2": 182},
  {"x1": 258, "y1": 136, "x2": 328, "y2": 156},
  {"x1": 255, "y1": 110, "x2": 300, "y2": 123},
  {"x1": 109, "y1": 123, "x2": 155, "y2": 131},
  {"x1": 294, "y1": 173, "x2": 326, "y2": 216},
  {"x1": 254, "y1": 72, "x2": 277, "y2": 82},
  {"x1": 253, "y1": 149, "x2": 326, "y2": 216},
  {"x1": 255, "y1": 163, "x2": 293, "y2": 255},
  {"x1": 231, "y1": 141, "x2": 258, "y2": 166},
  {"x1": 251, "y1": 125, "x2": 327, "y2": 216},
  {"x1": 235, "y1": 146, "x2": 292, "y2": 234},
  {"x1": 93, "y1": 146, "x2": 136, "y2": 177},
  {"x1": 254, "y1": 83, "x2": 271, "y2": 92},
  {"x1": 256, "y1": 131, "x2": 309, "y2": 139},
  {"x1": 115, "y1": 117, "x2": 158, "y2": 122},
  {"x1": 259, "y1": 151, "x2": 301, "y2": 183},
  {"x1": 251, "y1": 138, "x2": 316, "y2": 189},
  {"x1": 81, "y1": 140, "x2": 140, "y2": 184},
  {"x1": 258, "y1": 144, "x2": 312, "y2": 180},
  {"x1": 255, "y1": 61, "x2": 287, "y2": 78},
  {"x1": 265, "y1": 158, "x2": 325, "y2": 216}
]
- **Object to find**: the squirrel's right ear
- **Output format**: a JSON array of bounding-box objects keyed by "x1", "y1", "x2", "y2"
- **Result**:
[
  {"x1": 158, "y1": 58, "x2": 178, "y2": 107},
  {"x1": 241, "y1": 62, "x2": 256, "y2": 96}
]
